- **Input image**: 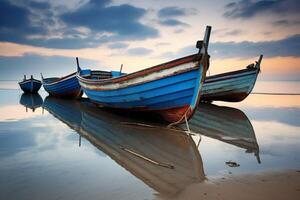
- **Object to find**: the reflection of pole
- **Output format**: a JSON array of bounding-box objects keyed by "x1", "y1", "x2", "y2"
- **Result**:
[
  {"x1": 79, "y1": 135, "x2": 81, "y2": 147},
  {"x1": 26, "y1": 107, "x2": 28, "y2": 112},
  {"x1": 42, "y1": 107, "x2": 44, "y2": 115},
  {"x1": 255, "y1": 150, "x2": 261, "y2": 164},
  {"x1": 197, "y1": 135, "x2": 201, "y2": 148}
]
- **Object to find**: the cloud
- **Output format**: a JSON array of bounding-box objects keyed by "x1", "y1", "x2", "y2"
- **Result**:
[
  {"x1": 211, "y1": 34, "x2": 300, "y2": 58},
  {"x1": 159, "y1": 19, "x2": 189, "y2": 27},
  {"x1": 158, "y1": 7, "x2": 188, "y2": 18},
  {"x1": 127, "y1": 47, "x2": 153, "y2": 56},
  {"x1": 158, "y1": 34, "x2": 300, "y2": 59},
  {"x1": 61, "y1": 0, "x2": 158, "y2": 41},
  {"x1": 157, "y1": 6, "x2": 194, "y2": 28},
  {"x1": 0, "y1": 0, "x2": 47, "y2": 44},
  {"x1": 107, "y1": 42, "x2": 128, "y2": 49},
  {"x1": 0, "y1": 0, "x2": 159, "y2": 49},
  {"x1": 213, "y1": 28, "x2": 244, "y2": 36},
  {"x1": 224, "y1": 0, "x2": 300, "y2": 18},
  {"x1": 272, "y1": 19, "x2": 300, "y2": 27}
]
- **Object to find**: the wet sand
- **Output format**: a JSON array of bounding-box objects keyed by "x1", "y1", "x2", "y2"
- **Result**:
[{"x1": 166, "y1": 170, "x2": 300, "y2": 200}]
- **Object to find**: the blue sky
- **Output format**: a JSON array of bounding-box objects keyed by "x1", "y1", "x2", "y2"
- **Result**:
[{"x1": 0, "y1": 0, "x2": 299, "y2": 80}]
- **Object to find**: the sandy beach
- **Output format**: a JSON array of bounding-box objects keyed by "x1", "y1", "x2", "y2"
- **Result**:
[{"x1": 164, "y1": 170, "x2": 300, "y2": 200}]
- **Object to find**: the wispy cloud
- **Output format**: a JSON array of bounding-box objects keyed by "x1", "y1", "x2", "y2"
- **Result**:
[
  {"x1": 272, "y1": 19, "x2": 300, "y2": 27},
  {"x1": 157, "y1": 6, "x2": 195, "y2": 27},
  {"x1": 224, "y1": 0, "x2": 300, "y2": 18},
  {"x1": 127, "y1": 47, "x2": 153, "y2": 56},
  {"x1": 158, "y1": 7, "x2": 188, "y2": 18},
  {"x1": 158, "y1": 34, "x2": 300, "y2": 59},
  {"x1": 158, "y1": 19, "x2": 189, "y2": 27}
]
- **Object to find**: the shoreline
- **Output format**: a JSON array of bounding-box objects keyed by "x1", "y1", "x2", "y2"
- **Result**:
[{"x1": 161, "y1": 169, "x2": 300, "y2": 200}]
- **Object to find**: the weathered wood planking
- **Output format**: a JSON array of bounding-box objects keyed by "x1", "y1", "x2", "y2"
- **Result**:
[
  {"x1": 201, "y1": 55, "x2": 263, "y2": 102},
  {"x1": 77, "y1": 26, "x2": 212, "y2": 124}
]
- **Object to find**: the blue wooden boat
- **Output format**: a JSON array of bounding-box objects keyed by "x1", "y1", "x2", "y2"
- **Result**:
[
  {"x1": 77, "y1": 26, "x2": 212, "y2": 124},
  {"x1": 201, "y1": 55, "x2": 263, "y2": 102},
  {"x1": 19, "y1": 93, "x2": 43, "y2": 112},
  {"x1": 18, "y1": 75, "x2": 42, "y2": 93},
  {"x1": 41, "y1": 69, "x2": 83, "y2": 99}
]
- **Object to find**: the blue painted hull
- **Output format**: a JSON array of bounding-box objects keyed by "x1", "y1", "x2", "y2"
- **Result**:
[
  {"x1": 201, "y1": 55, "x2": 263, "y2": 102},
  {"x1": 43, "y1": 73, "x2": 82, "y2": 99},
  {"x1": 78, "y1": 55, "x2": 207, "y2": 123},
  {"x1": 77, "y1": 25, "x2": 212, "y2": 123},
  {"x1": 19, "y1": 93, "x2": 43, "y2": 112},
  {"x1": 84, "y1": 69, "x2": 200, "y2": 110},
  {"x1": 19, "y1": 79, "x2": 42, "y2": 93}
]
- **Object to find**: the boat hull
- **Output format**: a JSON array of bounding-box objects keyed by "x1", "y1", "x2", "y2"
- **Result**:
[
  {"x1": 78, "y1": 55, "x2": 206, "y2": 123},
  {"x1": 201, "y1": 68, "x2": 259, "y2": 102},
  {"x1": 43, "y1": 73, "x2": 82, "y2": 99},
  {"x1": 19, "y1": 79, "x2": 42, "y2": 93}
]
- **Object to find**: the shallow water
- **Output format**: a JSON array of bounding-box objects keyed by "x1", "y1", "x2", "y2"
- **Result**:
[{"x1": 0, "y1": 81, "x2": 300, "y2": 200}]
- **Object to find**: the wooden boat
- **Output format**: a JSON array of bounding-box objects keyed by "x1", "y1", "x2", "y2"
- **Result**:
[
  {"x1": 77, "y1": 26, "x2": 212, "y2": 124},
  {"x1": 201, "y1": 55, "x2": 263, "y2": 102},
  {"x1": 18, "y1": 75, "x2": 42, "y2": 93},
  {"x1": 181, "y1": 103, "x2": 260, "y2": 163},
  {"x1": 41, "y1": 69, "x2": 83, "y2": 99},
  {"x1": 19, "y1": 93, "x2": 43, "y2": 112},
  {"x1": 43, "y1": 97, "x2": 205, "y2": 197}
]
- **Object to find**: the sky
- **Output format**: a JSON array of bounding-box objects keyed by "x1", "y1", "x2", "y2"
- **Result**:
[{"x1": 0, "y1": 0, "x2": 299, "y2": 80}]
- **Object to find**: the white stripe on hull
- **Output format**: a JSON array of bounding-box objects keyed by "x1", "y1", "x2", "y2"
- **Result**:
[
  {"x1": 20, "y1": 79, "x2": 41, "y2": 84},
  {"x1": 79, "y1": 61, "x2": 198, "y2": 90},
  {"x1": 202, "y1": 72, "x2": 257, "y2": 96},
  {"x1": 43, "y1": 74, "x2": 77, "y2": 86},
  {"x1": 205, "y1": 70, "x2": 256, "y2": 82}
]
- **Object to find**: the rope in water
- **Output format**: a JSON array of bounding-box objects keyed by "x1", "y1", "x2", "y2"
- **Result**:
[{"x1": 252, "y1": 92, "x2": 300, "y2": 95}]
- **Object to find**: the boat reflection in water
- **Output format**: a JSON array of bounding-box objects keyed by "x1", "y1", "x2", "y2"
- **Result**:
[
  {"x1": 19, "y1": 93, "x2": 43, "y2": 112},
  {"x1": 43, "y1": 97, "x2": 205, "y2": 197},
  {"x1": 43, "y1": 96, "x2": 82, "y2": 131},
  {"x1": 184, "y1": 103, "x2": 260, "y2": 163}
]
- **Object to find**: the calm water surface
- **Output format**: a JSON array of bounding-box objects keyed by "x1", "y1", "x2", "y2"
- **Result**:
[{"x1": 0, "y1": 81, "x2": 299, "y2": 200}]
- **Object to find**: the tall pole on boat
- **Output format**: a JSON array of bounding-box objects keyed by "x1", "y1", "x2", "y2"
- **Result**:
[
  {"x1": 119, "y1": 64, "x2": 123, "y2": 74},
  {"x1": 76, "y1": 57, "x2": 81, "y2": 72},
  {"x1": 256, "y1": 55, "x2": 263, "y2": 71},
  {"x1": 202, "y1": 26, "x2": 211, "y2": 54}
]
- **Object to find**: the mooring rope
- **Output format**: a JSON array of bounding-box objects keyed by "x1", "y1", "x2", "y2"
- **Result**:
[{"x1": 252, "y1": 92, "x2": 300, "y2": 95}]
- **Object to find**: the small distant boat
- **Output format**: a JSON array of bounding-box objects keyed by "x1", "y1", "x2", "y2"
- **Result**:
[
  {"x1": 19, "y1": 93, "x2": 43, "y2": 112},
  {"x1": 182, "y1": 103, "x2": 260, "y2": 163},
  {"x1": 41, "y1": 69, "x2": 83, "y2": 99},
  {"x1": 201, "y1": 55, "x2": 263, "y2": 102},
  {"x1": 77, "y1": 26, "x2": 212, "y2": 124},
  {"x1": 18, "y1": 75, "x2": 42, "y2": 93}
]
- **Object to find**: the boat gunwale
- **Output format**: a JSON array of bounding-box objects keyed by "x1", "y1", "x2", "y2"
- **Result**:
[
  {"x1": 205, "y1": 67, "x2": 258, "y2": 81},
  {"x1": 204, "y1": 71, "x2": 257, "y2": 84},
  {"x1": 77, "y1": 53, "x2": 199, "y2": 85},
  {"x1": 19, "y1": 79, "x2": 41, "y2": 85},
  {"x1": 42, "y1": 72, "x2": 77, "y2": 86},
  {"x1": 80, "y1": 66, "x2": 200, "y2": 91}
]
